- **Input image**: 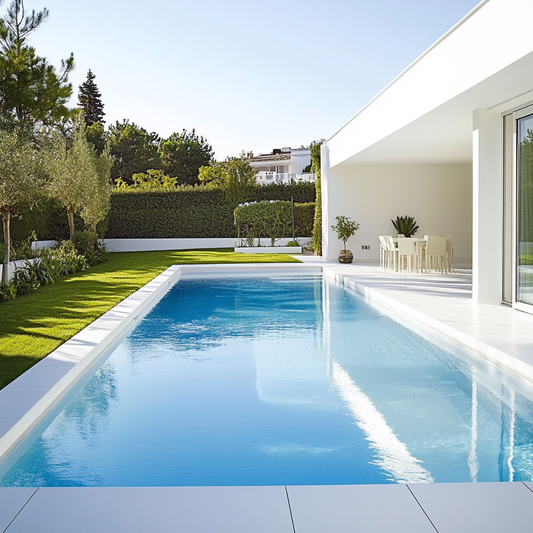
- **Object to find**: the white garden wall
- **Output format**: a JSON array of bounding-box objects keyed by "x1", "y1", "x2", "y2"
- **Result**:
[
  {"x1": 104, "y1": 238, "x2": 311, "y2": 253},
  {"x1": 0, "y1": 259, "x2": 35, "y2": 282},
  {"x1": 323, "y1": 165, "x2": 472, "y2": 264}
]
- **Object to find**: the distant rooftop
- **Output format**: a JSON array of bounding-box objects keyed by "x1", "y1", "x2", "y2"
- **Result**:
[{"x1": 248, "y1": 146, "x2": 309, "y2": 162}]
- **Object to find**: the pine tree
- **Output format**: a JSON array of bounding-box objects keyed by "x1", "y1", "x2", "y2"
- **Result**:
[
  {"x1": 77, "y1": 70, "x2": 105, "y2": 126},
  {"x1": 0, "y1": 0, "x2": 74, "y2": 138}
]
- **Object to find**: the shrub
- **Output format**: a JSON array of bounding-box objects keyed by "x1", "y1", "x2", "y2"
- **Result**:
[
  {"x1": 38, "y1": 241, "x2": 89, "y2": 279},
  {"x1": 73, "y1": 230, "x2": 97, "y2": 256},
  {"x1": 12, "y1": 259, "x2": 48, "y2": 289},
  {"x1": 0, "y1": 282, "x2": 17, "y2": 302},
  {"x1": 15, "y1": 279, "x2": 35, "y2": 296},
  {"x1": 235, "y1": 201, "x2": 292, "y2": 246}
]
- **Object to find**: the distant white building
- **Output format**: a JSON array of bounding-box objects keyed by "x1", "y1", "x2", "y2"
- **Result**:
[{"x1": 248, "y1": 147, "x2": 315, "y2": 185}]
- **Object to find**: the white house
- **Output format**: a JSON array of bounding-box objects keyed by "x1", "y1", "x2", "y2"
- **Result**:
[
  {"x1": 321, "y1": 0, "x2": 533, "y2": 312},
  {"x1": 249, "y1": 147, "x2": 315, "y2": 185}
]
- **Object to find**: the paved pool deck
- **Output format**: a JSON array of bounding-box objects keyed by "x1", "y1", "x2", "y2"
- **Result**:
[{"x1": 2, "y1": 259, "x2": 533, "y2": 532}]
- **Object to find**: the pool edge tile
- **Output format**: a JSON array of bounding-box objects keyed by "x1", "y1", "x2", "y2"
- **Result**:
[
  {"x1": 6, "y1": 486, "x2": 294, "y2": 533},
  {"x1": 287, "y1": 484, "x2": 436, "y2": 533},
  {"x1": 408, "y1": 481, "x2": 533, "y2": 533}
]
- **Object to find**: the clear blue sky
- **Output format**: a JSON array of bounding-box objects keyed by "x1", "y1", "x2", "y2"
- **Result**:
[{"x1": 21, "y1": 0, "x2": 481, "y2": 159}]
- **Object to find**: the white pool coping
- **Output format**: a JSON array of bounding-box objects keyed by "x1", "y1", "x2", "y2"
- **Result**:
[{"x1": 3, "y1": 261, "x2": 533, "y2": 532}]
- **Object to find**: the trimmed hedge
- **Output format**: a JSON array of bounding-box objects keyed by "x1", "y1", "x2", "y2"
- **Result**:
[
  {"x1": 8, "y1": 183, "x2": 316, "y2": 243},
  {"x1": 106, "y1": 183, "x2": 316, "y2": 239},
  {"x1": 106, "y1": 188, "x2": 235, "y2": 239},
  {"x1": 294, "y1": 202, "x2": 315, "y2": 238}
]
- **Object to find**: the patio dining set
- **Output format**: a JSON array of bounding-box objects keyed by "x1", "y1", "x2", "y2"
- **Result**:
[{"x1": 379, "y1": 235, "x2": 454, "y2": 274}]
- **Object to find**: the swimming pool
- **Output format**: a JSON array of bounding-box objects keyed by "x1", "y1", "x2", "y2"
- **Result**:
[{"x1": 1, "y1": 272, "x2": 533, "y2": 487}]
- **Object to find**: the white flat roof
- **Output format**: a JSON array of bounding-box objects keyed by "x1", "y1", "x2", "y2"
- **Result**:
[{"x1": 325, "y1": 0, "x2": 533, "y2": 167}]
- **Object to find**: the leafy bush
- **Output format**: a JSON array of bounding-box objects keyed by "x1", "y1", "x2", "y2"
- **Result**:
[
  {"x1": 38, "y1": 241, "x2": 89, "y2": 279},
  {"x1": 12, "y1": 259, "x2": 48, "y2": 290},
  {"x1": 73, "y1": 230, "x2": 97, "y2": 256},
  {"x1": 15, "y1": 279, "x2": 35, "y2": 296},
  {"x1": 73, "y1": 232, "x2": 107, "y2": 267},
  {"x1": 0, "y1": 282, "x2": 17, "y2": 302},
  {"x1": 235, "y1": 201, "x2": 293, "y2": 246}
]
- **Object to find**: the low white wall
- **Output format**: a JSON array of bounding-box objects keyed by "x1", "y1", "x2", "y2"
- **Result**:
[
  {"x1": 103, "y1": 238, "x2": 236, "y2": 252},
  {"x1": 104, "y1": 238, "x2": 311, "y2": 253},
  {"x1": 0, "y1": 259, "x2": 35, "y2": 282},
  {"x1": 31, "y1": 240, "x2": 55, "y2": 250},
  {"x1": 323, "y1": 165, "x2": 472, "y2": 264}
]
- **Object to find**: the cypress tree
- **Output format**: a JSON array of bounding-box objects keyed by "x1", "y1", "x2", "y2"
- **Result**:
[{"x1": 78, "y1": 70, "x2": 105, "y2": 126}]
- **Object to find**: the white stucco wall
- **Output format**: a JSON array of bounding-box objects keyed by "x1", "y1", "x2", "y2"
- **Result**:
[
  {"x1": 322, "y1": 165, "x2": 472, "y2": 264},
  {"x1": 472, "y1": 108, "x2": 503, "y2": 303},
  {"x1": 290, "y1": 149, "x2": 311, "y2": 174}
]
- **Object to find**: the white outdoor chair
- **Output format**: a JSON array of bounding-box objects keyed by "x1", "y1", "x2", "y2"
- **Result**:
[
  {"x1": 397, "y1": 238, "x2": 419, "y2": 273},
  {"x1": 384, "y1": 236, "x2": 397, "y2": 271},
  {"x1": 424, "y1": 236, "x2": 447, "y2": 273},
  {"x1": 446, "y1": 235, "x2": 454, "y2": 273},
  {"x1": 378, "y1": 236, "x2": 387, "y2": 269}
]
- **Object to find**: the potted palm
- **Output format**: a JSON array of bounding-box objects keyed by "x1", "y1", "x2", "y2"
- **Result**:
[
  {"x1": 391, "y1": 215, "x2": 419, "y2": 238},
  {"x1": 331, "y1": 215, "x2": 360, "y2": 263}
]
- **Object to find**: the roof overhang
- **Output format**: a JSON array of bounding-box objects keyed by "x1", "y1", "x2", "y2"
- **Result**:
[{"x1": 325, "y1": 0, "x2": 533, "y2": 168}]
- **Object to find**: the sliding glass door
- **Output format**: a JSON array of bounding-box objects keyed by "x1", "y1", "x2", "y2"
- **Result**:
[{"x1": 516, "y1": 109, "x2": 533, "y2": 308}]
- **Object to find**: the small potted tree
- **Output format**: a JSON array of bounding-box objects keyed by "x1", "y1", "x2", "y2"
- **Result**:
[{"x1": 331, "y1": 215, "x2": 360, "y2": 263}]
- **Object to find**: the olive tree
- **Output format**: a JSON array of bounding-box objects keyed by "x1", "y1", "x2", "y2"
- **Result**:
[
  {"x1": 0, "y1": 130, "x2": 40, "y2": 284},
  {"x1": 80, "y1": 147, "x2": 113, "y2": 234},
  {"x1": 45, "y1": 116, "x2": 112, "y2": 238}
]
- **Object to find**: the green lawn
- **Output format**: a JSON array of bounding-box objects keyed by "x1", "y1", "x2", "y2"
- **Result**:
[{"x1": 0, "y1": 249, "x2": 300, "y2": 389}]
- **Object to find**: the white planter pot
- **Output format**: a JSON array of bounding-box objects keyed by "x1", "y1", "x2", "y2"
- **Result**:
[{"x1": 234, "y1": 246, "x2": 302, "y2": 254}]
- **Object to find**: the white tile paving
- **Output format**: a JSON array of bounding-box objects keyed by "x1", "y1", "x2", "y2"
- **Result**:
[
  {"x1": 287, "y1": 484, "x2": 436, "y2": 533},
  {"x1": 0, "y1": 488, "x2": 37, "y2": 532},
  {"x1": 408, "y1": 482, "x2": 533, "y2": 533},
  {"x1": 4, "y1": 486, "x2": 294, "y2": 533}
]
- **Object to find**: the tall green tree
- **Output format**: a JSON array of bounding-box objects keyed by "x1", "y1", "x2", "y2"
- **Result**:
[
  {"x1": 159, "y1": 129, "x2": 213, "y2": 186},
  {"x1": 80, "y1": 145, "x2": 113, "y2": 235},
  {"x1": 199, "y1": 154, "x2": 257, "y2": 206},
  {"x1": 0, "y1": 129, "x2": 41, "y2": 283},
  {"x1": 77, "y1": 69, "x2": 105, "y2": 127},
  {"x1": 45, "y1": 116, "x2": 110, "y2": 239},
  {"x1": 310, "y1": 139, "x2": 324, "y2": 256},
  {"x1": 0, "y1": 0, "x2": 74, "y2": 138},
  {"x1": 86, "y1": 120, "x2": 106, "y2": 155},
  {"x1": 107, "y1": 120, "x2": 160, "y2": 184}
]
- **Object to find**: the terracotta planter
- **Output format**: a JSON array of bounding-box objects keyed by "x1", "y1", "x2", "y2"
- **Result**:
[{"x1": 338, "y1": 250, "x2": 353, "y2": 263}]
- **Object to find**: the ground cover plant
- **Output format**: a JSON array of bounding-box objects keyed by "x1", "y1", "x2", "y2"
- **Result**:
[{"x1": 0, "y1": 249, "x2": 300, "y2": 389}]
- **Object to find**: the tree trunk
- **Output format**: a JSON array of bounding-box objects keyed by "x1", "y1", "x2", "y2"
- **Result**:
[
  {"x1": 2, "y1": 209, "x2": 11, "y2": 285},
  {"x1": 67, "y1": 206, "x2": 75, "y2": 240},
  {"x1": 90, "y1": 224, "x2": 96, "y2": 251}
]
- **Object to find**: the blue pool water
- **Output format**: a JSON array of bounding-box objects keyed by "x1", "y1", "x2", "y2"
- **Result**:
[{"x1": 1, "y1": 274, "x2": 533, "y2": 487}]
